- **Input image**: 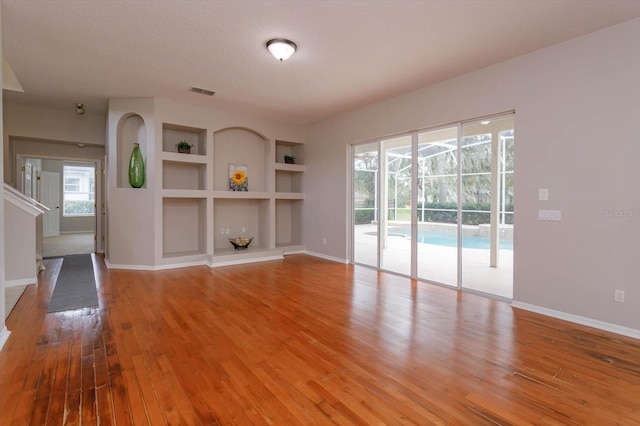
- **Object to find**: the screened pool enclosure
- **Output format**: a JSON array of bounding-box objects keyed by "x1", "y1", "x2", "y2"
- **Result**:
[{"x1": 352, "y1": 114, "x2": 514, "y2": 298}]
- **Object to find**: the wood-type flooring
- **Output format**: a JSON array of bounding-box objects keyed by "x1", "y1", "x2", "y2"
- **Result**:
[{"x1": 0, "y1": 254, "x2": 638, "y2": 424}]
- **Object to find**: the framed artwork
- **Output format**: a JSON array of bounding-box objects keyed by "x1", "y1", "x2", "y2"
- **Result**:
[{"x1": 229, "y1": 163, "x2": 248, "y2": 191}]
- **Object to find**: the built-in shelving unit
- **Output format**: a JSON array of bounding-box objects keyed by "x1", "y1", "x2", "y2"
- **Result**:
[
  {"x1": 145, "y1": 118, "x2": 304, "y2": 268},
  {"x1": 107, "y1": 99, "x2": 306, "y2": 270}
]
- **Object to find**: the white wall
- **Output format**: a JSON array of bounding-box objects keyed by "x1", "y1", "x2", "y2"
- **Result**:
[
  {"x1": 305, "y1": 19, "x2": 640, "y2": 333},
  {"x1": 0, "y1": 3, "x2": 7, "y2": 349},
  {"x1": 3, "y1": 103, "x2": 105, "y2": 183},
  {"x1": 3, "y1": 200, "x2": 37, "y2": 285}
]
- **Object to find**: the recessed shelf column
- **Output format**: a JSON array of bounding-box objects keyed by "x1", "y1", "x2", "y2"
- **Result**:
[
  {"x1": 276, "y1": 199, "x2": 303, "y2": 252},
  {"x1": 213, "y1": 198, "x2": 271, "y2": 253},
  {"x1": 162, "y1": 123, "x2": 207, "y2": 155},
  {"x1": 162, "y1": 197, "x2": 207, "y2": 258},
  {"x1": 162, "y1": 160, "x2": 207, "y2": 190}
]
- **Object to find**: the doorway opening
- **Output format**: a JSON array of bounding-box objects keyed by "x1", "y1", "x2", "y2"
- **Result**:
[{"x1": 21, "y1": 156, "x2": 98, "y2": 258}]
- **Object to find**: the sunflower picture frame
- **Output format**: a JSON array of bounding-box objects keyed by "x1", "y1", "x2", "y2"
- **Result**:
[{"x1": 229, "y1": 163, "x2": 248, "y2": 191}]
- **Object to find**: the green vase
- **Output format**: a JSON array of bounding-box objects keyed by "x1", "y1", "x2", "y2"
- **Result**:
[{"x1": 128, "y1": 143, "x2": 145, "y2": 188}]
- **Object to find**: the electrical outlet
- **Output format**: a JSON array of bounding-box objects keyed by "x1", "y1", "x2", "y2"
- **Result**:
[
  {"x1": 225, "y1": 228, "x2": 230, "y2": 235},
  {"x1": 614, "y1": 289, "x2": 625, "y2": 303},
  {"x1": 242, "y1": 226, "x2": 246, "y2": 233},
  {"x1": 323, "y1": 238, "x2": 327, "y2": 245}
]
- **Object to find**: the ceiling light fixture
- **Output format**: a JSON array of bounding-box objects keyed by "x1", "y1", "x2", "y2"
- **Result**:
[
  {"x1": 266, "y1": 38, "x2": 297, "y2": 62},
  {"x1": 76, "y1": 103, "x2": 85, "y2": 115}
]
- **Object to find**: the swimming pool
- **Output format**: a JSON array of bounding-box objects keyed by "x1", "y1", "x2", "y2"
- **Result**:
[{"x1": 398, "y1": 230, "x2": 513, "y2": 250}]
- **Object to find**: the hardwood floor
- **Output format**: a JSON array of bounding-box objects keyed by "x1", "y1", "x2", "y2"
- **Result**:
[{"x1": 0, "y1": 254, "x2": 638, "y2": 424}]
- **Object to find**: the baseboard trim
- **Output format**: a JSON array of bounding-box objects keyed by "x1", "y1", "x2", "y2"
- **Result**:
[
  {"x1": 209, "y1": 255, "x2": 283, "y2": 268},
  {"x1": 511, "y1": 301, "x2": 640, "y2": 340},
  {"x1": 0, "y1": 327, "x2": 11, "y2": 351},
  {"x1": 106, "y1": 256, "x2": 287, "y2": 270},
  {"x1": 4, "y1": 277, "x2": 37, "y2": 287},
  {"x1": 104, "y1": 259, "x2": 156, "y2": 271},
  {"x1": 303, "y1": 251, "x2": 349, "y2": 264}
]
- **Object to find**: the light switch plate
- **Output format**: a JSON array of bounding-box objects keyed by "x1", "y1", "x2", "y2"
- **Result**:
[{"x1": 539, "y1": 188, "x2": 549, "y2": 201}]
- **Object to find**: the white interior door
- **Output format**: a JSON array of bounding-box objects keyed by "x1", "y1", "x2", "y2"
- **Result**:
[{"x1": 41, "y1": 171, "x2": 60, "y2": 237}]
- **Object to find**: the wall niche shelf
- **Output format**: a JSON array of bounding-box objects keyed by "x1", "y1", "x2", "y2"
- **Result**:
[
  {"x1": 275, "y1": 199, "x2": 303, "y2": 253},
  {"x1": 117, "y1": 113, "x2": 147, "y2": 188},
  {"x1": 275, "y1": 140, "x2": 304, "y2": 165},
  {"x1": 162, "y1": 197, "x2": 207, "y2": 259},
  {"x1": 162, "y1": 123, "x2": 207, "y2": 156},
  {"x1": 162, "y1": 161, "x2": 207, "y2": 191}
]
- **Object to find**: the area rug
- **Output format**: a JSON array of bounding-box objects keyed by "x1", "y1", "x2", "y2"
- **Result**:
[{"x1": 47, "y1": 254, "x2": 99, "y2": 313}]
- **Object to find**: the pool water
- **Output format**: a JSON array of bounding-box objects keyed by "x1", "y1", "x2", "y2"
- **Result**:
[{"x1": 398, "y1": 231, "x2": 513, "y2": 250}]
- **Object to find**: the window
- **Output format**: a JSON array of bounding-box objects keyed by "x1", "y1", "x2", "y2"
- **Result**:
[{"x1": 63, "y1": 164, "x2": 95, "y2": 216}]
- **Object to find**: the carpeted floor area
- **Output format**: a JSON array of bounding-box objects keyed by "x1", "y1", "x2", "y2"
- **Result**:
[{"x1": 43, "y1": 232, "x2": 95, "y2": 258}]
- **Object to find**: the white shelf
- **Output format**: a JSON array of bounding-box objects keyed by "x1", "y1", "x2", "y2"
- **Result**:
[
  {"x1": 211, "y1": 247, "x2": 283, "y2": 267},
  {"x1": 161, "y1": 152, "x2": 208, "y2": 164},
  {"x1": 161, "y1": 190, "x2": 207, "y2": 198},
  {"x1": 212, "y1": 190, "x2": 271, "y2": 199},
  {"x1": 274, "y1": 192, "x2": 304, "y2": 200},
  {"x1": 274, "y1": 163, "x2": 305, "y2": 172},
  {"x1": 162, "y1": 250, "x2": 207, "y2": 259},
  {"x1": 276, "y1": 244, "x2": 305, "y2": 254}
]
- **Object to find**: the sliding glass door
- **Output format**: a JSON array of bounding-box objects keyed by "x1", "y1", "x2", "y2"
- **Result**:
[
  {"x1": 461, "y1": 117, "x2": 514, "y2": 298},
  {"x1": 351, "y1": 113, "x2": 514, "y2": 298},
  {"x1": 381, "y1": 135, "x2": 412, "y2": 276},
  {"x1": 353, "y1": 142, "x2": 379, "y2": 267},
  {"x1": 416, "y1": 127, "x2": 458, "y2": 287}
]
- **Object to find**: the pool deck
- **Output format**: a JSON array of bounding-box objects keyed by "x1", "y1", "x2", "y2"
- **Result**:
[{"x1": 354, "y1": 224, "x2": 513, "y2": 299}]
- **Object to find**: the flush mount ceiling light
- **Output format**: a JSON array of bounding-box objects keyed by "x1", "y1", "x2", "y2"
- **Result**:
[
  {"x1": 76, "y1": 103, "x2": 85, "y2": 115},
  {"x1": 266, "y1": 38, "x2": 297, "y2": 62}
]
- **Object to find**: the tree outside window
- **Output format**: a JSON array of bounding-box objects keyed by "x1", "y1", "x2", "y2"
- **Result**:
[{"x1": 63, "y1": 164, "x2": 95, "y2": 216}]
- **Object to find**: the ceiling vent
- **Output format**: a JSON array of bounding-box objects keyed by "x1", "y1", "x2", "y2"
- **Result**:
[{"x1": 189, "y1": 86, "x2": 216, "y2": 96}]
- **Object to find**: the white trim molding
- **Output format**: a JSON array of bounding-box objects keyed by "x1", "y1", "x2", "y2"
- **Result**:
[
  {"x1": 0, "y1": 327, "x2": 11, "y2": 351},
  {"x1": 511, "y1": 301, "x2": 640, "y2": 340},
  {"x1": 209, "y1": 255, "x2": 283, "y2": 268},
  {"x1": 304, "y1": 250, "x2": 349, "y2": 264},
  {"x1": 4, "y1": 277, "x2": 37, "y2": 287}
]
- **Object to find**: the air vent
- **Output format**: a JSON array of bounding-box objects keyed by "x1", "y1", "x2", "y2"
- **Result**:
[{"x1": 189, "y1": 86, "x2": 216, "y2": 96}]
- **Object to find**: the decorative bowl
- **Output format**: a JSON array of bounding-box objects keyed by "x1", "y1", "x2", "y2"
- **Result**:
[{"x1": 228, "y1": 236, "x2": 253, "y2": 250}]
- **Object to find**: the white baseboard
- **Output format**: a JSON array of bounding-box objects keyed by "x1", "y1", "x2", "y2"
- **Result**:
[
  {"x1": 4, "y1": 277, "x2": 37, "y2": 287},
  {"x1": 0, "y1": 327, "x2": 11, "y2": 351},
  {"x1": 104, "y1": 259, "x2": 157, "y2": 271},
  {"x1": 303, "y1": 250, "x2": 349, "y2": 264},
  {"x1": 209, "y1": 255, "x2": 283, "y2": 268},
  {"x1": 106, "y1": 256, "x2": 287, "y2": 270},
  {"x1": 511, "y1": 301, "x2": 640, "y2": 340},
  {"x1": 60, "y1": 231, "x2": 94, "y2": 234}
]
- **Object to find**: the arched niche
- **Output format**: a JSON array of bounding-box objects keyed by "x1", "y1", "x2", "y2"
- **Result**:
[
  {"x1": 116, "y1": 113, "x2": 147, "y2": 188},
  {"x1": 213, "y1": 127, "x2": 269, "y2": 192}
]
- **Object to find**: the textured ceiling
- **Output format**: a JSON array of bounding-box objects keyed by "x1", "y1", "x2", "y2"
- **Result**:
[{"x1": 3, "y1": 0, "x2": 640, "y2": 125}]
